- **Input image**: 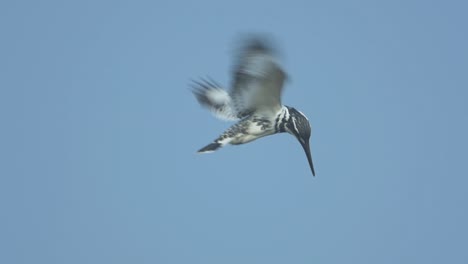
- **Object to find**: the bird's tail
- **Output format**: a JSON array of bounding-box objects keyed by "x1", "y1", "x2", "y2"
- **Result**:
[
  {"x1": 197, "y1": 142, "x2": 222, "y2": 153},
  {"x1": 197, "y1": 136, "x2": 231, "y2": 153}
]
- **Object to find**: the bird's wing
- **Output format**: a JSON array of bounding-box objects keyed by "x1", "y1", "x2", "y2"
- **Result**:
[
  {"x1": 191, "y1": 79, "x2": 240, "y2": 121},
  {"x1": 230, "y1": 39, "x2": 286, "y2": 118}
]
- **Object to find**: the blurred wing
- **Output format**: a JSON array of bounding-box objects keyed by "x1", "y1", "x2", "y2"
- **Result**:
[
  {"x1": 191, "y1": 79, "x2": 240, "y2": 121},
  {"x1": 230, "y1": 39, "x2": 286, "y2": 117}
]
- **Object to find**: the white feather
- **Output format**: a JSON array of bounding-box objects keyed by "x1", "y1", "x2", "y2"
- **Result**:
[{"x1": 191, "y1": 80, "x2": 239, "y2": 121}]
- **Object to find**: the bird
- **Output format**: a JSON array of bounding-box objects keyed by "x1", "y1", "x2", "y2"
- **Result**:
[{"x1": 191, "y1": 36, "x2": 316, "y2": 176}]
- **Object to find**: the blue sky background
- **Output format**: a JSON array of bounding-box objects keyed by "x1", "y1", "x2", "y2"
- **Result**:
[{"x1": 1, "y1": 0, "x2": 467, "y2": 263}]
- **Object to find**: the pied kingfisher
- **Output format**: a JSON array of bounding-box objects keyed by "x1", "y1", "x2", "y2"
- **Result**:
[{"x1": 191, "y1": 37, "x2": 315, "y2": 176}]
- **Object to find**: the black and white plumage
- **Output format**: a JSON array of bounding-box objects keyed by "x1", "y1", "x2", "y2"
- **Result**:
[{"x1": 191, "y1": 37, "x2": 316, "y2": 176}]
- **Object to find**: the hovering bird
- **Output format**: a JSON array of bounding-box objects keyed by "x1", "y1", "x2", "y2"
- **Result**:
[{"x1": 191, "y1": 37, "x2": 316, "y2": 176}]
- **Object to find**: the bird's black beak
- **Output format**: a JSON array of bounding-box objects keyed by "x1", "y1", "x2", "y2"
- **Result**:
[{"x1": 299, "y1": 139, "x2": 315, "y2": 176}]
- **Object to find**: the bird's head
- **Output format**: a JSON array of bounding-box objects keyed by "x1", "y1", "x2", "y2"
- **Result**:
[{"x1": 285, "y1": 107, "x2": 315, "y2": 176}]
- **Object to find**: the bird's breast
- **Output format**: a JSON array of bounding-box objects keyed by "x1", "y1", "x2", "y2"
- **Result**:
[{"x1": 229, "y1": 117, "x2": 276, "y2": 145}]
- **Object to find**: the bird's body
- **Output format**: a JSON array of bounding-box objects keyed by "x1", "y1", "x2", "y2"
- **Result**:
[{"x1": 192, "y1": 37, "x2": 316, "y2": 176}]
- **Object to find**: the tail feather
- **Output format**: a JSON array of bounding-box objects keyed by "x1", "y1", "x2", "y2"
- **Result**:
[
  {"x1": 197, "y1": 142, "x2": 222, "y2": 153},
  {"x1": 197, "y1": 124, "x2": 236, "y2": 154}
]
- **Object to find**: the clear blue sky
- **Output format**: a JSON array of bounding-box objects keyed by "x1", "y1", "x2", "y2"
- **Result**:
[{"x1": 1, "y1": 0, "x2": 467, "y2": 263}]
